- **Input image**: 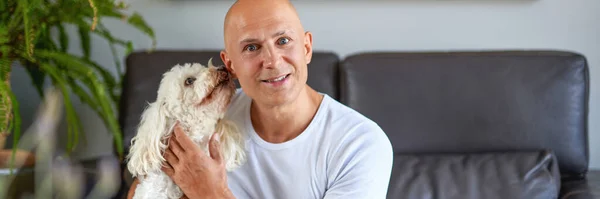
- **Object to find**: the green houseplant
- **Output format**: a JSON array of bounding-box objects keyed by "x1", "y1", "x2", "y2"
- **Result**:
[{"x1": 0, "y1": 0, "x2": 156, "y2": 165}]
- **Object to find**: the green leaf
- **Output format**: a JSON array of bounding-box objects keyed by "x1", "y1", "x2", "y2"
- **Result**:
[
  {"x1": 21, "y1": 0, "x2": 34, "y2": 59},
  {"x1": 95, "y1": 22, "x2": 128, "y2": 46},
  {"x1": 0, "y1": 46, "x2": 9, "y2": 56},
  {"x1": 126, "y1": 41, "x2": 134, "y2": 55},
  {"x1": 0, "y1": 79, "x2": 21, "y2": 172},
  {"x1": 0, "y1": 51, "x2": 11, "y2": 81},
  {"x1": 127, "y1": 12, "x2": 155, "y2": 38},
  {"x1": 82, "y1": 59, "x2": 116, "y2": 89},
  {"x1": 127, "y1": 12, "x2": 156, "y2": 49},
  {"x1": 34, "y1": 22, "x2": 57, "y2": 55},
  {"x1": 65, "y1": 76, "x2": 97, "y2": 112},
  {"x1": 2, "y1": 0, "x2": 156, "y2": 159},
  {"x1": 37, "y1": 23, "x2": 52, "y2": 47},
  {"x1": 35, "y1": 50, "x2": 89, "y2": 74},
  {"x1": 23, "y1": 62, "x2": 46, "y2": 98},
  {"x1": 35, "y1": 50, "x2": 124, "y2": 158},
  {"x1": 8, "y1": 4, "x2": 23, "y2": 33},
  {"x1": 69, "y1": 22, "x2": 123, "y2": 105},
  {"x1": 78, "y1": 25, "x2": 91, "y2": 60},
  {"x1": 0, "y1": 106, "x2": 9, "y2": 136},
  {"x1": 39, "y1": 62, "x2": 82, "y2": 153},
  {"x1": 0, "y1": 59, "x2": 11, "y2": 136},
  {"x1": 9, "y1": 92, "x2": 20, "y2": 172},
  {"x1": 65, "y1": 77, "x2": 89, "y2": 146},
  {"x1": 35, "y1": 51, "x2": 118, "y2": 97},
  {"x1": 96, "y1": 22, "x2": 126, "y2": 83},
  {"x1": 0, "y1": 24, "x2": 8, "y2": 45},
  {"x1": 0, "y1": 0, "x2": 5, "y2": 13},
  {"x1": 95, "y1": 2, "x2": 124, "y2": 19},
  {"x1": 57, "y1": 23, "x2": 69, "y2": 52},
  {"x1": 109, "y1": 40, "x2": 122, "y2": 80},
  {"x1": 81, "y1": 58, "x2": 119, "y2": 104}
]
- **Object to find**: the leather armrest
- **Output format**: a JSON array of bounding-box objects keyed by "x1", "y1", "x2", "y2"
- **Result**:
[{"x1": 560, "y1": 170, "x2": 600, "y2": 199}]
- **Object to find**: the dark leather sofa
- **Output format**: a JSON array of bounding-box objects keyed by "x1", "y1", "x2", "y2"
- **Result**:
[{"x1": 116, "y1": 50, "x2": 599, "y2": 199}]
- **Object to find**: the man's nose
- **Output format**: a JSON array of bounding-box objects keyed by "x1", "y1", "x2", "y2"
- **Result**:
[{"x1": 262, "y1": 45, "x2": 280, "y2": 68}]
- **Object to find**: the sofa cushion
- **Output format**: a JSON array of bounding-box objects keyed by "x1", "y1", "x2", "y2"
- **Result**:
[
  {"x1": 120, "y1": 50, "x2": 340, "y2": 151},
  {"x1": 339, "y1": 51, "x2": 589, "y2": 177},
  {"x1": 388, "y1": 150, "x2": 560, "y2": 199}
]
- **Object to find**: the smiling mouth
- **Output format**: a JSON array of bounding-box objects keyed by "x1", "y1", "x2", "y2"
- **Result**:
[{"x1": 261, "y1": 74, "x2": 290, "y2": 83}]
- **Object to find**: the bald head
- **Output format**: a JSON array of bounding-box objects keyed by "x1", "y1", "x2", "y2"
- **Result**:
[
  {"x1": 219, "y1": 0, "x2": 314, "y2": 109},
  {"x1": 222, "y1": 0, "x2": 304, "y2": 51}
]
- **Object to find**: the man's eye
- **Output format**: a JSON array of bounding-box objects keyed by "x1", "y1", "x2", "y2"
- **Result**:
[
  {"x1": 245, "y1": 44, "x2": 258, "y2": 51},
  {"x1": 277, "y1": 38, "x2": 289, "y2": 45}
]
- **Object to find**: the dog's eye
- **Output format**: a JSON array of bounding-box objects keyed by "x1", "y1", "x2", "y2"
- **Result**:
[{"x1": 185, "y1": 77, "x2": 196, "y2": 86}]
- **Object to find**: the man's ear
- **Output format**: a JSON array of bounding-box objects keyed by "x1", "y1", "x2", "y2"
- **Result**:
[
  {"x1": 220, "y1": 50, "x2": 237, "y2": 78},
  {"x1": 303, "y1": 31, "x2": 313, "y2": 64}
]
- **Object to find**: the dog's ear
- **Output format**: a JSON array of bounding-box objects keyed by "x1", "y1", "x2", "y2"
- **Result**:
[
  {"x1": 126, "y1": 101, "x2": 172, "y2": 177},
  {"x1": 215, "y1": 119, "x2": 246, "y2": 171}
]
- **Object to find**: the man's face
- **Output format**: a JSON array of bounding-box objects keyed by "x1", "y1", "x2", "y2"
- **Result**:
[{"x1": 221, "y1": 7, "x2": 313, "y2": 107}]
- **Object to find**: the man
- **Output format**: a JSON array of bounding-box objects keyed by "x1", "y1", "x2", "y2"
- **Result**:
[{"x1": 128, "y1": 0, "x2": 394, "y2": 198}]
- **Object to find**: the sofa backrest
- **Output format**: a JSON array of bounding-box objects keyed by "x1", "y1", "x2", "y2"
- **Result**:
[
  {"x1": 119, "y1": 50, "x2": 340, "y2": 151},
  {"x1": 339, "y1": 51, "x2": 589, "y2": 178},
  {"x1": 120, "y1": 49, "x2": 590, "y2": 179}
]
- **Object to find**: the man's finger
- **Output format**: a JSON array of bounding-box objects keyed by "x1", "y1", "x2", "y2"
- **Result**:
[
  {"x1": 164, "y1": 148, "x2": 179, "y2": 165},
  {"x1": 161, "y1": 164, "x2": 175, "y2": 177},
  {"x1": 168, "y1": 134, "x2": 185, "y2": 158},
  {"x1": 209, "y1": 132, "x2": 223, "y2": 163},
  {"x1": 173, "y1": 123, "x2": 198, "y2": 150}
]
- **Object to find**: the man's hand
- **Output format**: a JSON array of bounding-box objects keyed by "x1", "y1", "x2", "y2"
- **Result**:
[{"x1": 161, "y1": 122, "x2": 235, "y2": 199}]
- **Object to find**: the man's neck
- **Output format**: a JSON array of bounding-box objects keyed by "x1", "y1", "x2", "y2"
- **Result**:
[{"x1": 250, "y1": 85, "x2": 324, "y2": 143}]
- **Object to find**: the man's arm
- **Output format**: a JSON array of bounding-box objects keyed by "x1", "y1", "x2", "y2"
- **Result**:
[
  {"x1": 161, "y1": 123, "x2": 236, "y2": 199},
  {"x1": 323, "y1": 121, "x2": 394, "y2": 199},
  {"x1": 128, "y1": 123, "x2": 233, "y2": 199},
  {"x1": 127, "y1": 178, "x2": 139, "y2": 199}
]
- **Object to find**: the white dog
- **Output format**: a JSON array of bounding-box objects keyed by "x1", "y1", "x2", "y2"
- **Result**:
[{"x1": 126, "y1": 59, "x2": 246, "y2": 199}]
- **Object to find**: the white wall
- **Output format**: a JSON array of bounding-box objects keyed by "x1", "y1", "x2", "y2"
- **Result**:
[{"x1": 12, "y1": 0, "x2": 600, "y2": 169}]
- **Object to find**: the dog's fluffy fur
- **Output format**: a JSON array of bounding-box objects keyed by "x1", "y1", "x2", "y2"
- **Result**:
[{"x1": 126, "y1": 59, "x2": 246, "y2": 199}]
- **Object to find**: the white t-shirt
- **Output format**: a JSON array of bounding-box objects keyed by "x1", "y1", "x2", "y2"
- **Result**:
[{"x1": 224, "y1": 89, "x2": 394, "y2": 199}]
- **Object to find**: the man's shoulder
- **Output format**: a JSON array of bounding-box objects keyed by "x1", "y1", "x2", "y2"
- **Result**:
[
  {"x1": 224, "y1": 88, "x2": 250, "y2": 122},
  {"x1": 228, "y1": 88, "x2": 249, "y2": 109},
  {"x1": 230, "y1": 88, "x2": 248, "y2": 104},
  {"x1": 320, "y1": 94, "x2": 384, "y2": 134},
  {"x1": 318, "y1": 95, "x2": 394, "y2": 198},
  {"x1": 318, "y1": 94, "x2": 391, "y2": 151}
]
